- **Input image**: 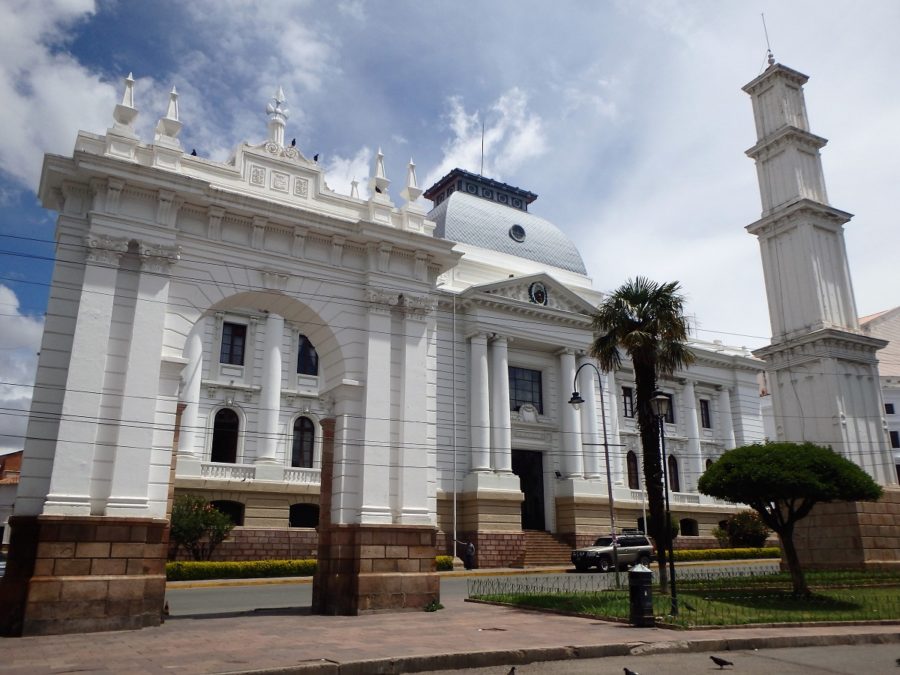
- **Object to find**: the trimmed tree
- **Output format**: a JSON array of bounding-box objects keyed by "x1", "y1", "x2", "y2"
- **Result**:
[
  {"x1": 698, "y1": 441, "x2": 882, "y2": 595},
  {"x1": 591, "y1": 277, "x2": 694, "y2": 593},
  {"x1": 170, "y1": 495, "x2": 236, "y2": 561}
]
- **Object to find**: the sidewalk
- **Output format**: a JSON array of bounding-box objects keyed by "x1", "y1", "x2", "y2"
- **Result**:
[{"x1": 2, "y1": 569, "x2": 898, "y2": 675}]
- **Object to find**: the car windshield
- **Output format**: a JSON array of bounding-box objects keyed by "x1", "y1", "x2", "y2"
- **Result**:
[{"x1": 593, "y1": 537, "x2": 615, "y2": 546}]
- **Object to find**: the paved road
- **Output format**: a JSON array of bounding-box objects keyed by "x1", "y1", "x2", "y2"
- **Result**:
[{"x1": 419, "y1": 643, "x2": 900, "y2": 674}]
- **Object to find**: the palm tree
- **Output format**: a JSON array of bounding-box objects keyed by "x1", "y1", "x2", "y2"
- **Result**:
[{"x1": 590, "y1": 277, "x2": 694, "y2": 593}]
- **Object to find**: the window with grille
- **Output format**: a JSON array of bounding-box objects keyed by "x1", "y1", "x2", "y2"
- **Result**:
[
  {"x1": 622, "y1": 387, "x2": 634, "y2": 418},
  {"x1": 700, "y1": 399, "x2": 712, "y2": 429},
  {"x1": 220, "y1": 322, "x2": 247, "y2": 365},
  {"x1": 297, "y1": 335, "x2": 319, "y2": 375},
  {"x1": 508, "y1": 367, "x2": 543, "y2": 414}
]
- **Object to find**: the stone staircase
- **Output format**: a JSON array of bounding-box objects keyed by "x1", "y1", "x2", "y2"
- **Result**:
[{"x1": 522, "y1": 530, "x2": 572, "y2": 567}]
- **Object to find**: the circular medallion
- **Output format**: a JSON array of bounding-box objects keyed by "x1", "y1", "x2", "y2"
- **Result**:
[
  {"x1": 529, "y1": 281, "x2": 548, "y2": 305},
  {"x1": 509, "y1": 224, "x2": 526, "y2": 242}
]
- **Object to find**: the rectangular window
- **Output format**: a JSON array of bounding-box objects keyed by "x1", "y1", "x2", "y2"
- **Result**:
[
  {"x1": 622, "y1": 387, "x2": 634, "y2": 418},
  {"x1": 662, "y1": 393, "x2": 675, "y2": 424},
  {"x1": 891, "y1": 430, "x2": 900, "y2": 449},
  {"x1": 699, "y1": 399, "x2": 712, "y2": 429},
  {"x1": 220, "y1": 322, "x2": 247, "y2": 365},
  {"x1": 508, "y1": 367, "x2": 543, "y2": 414},
  {"x1": 886, "y1": 403, "x2": 896, "y2": 415}
]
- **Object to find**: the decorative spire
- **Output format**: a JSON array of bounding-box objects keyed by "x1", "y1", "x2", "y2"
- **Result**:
[
  {"x1": 154, "y1": 87, "x2": 182, "y2": 144},
  {"x1": 400, "y1": 158, "x2": 423, "y2": 203},
  {"x1": 112, "y1": 72, "x2": 138, "y2": 132},
  {"x1": 368, "y1": 147, "x2": 390, "y2": 197},
  {"x1": 350, "y1": 179, "x2": 360, "y2": 199},
  {"x1": 265, "y1": 86, "x2": 290, "y2": 147}
]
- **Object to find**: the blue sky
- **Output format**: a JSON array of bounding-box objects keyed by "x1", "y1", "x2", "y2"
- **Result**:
[{"x1": 1, "y1": 0, "x2": 899, "y2": 451}]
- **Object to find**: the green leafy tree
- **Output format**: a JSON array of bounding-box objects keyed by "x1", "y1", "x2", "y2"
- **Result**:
[
  {"x1": 591, "y1": 277, "x2": 694, "y2": 592},
  {"x1": 722, "y1": 510, "x2": 770, "y2": 548},
  {"x1": 698, "y1": 442, "x2": 882, "y2": 595},
  {"x1": 170, "y1": 494, "x2": 235, "y2": 561}
]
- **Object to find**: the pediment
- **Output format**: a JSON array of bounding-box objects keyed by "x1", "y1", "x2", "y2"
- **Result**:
[{"x1": 466, "y1": 273, "x2": 597, "y2": 316}]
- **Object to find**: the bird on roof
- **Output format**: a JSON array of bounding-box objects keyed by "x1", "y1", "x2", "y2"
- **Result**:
[
  {"x1": 710, "y1": 655, "x2": 734, "y2": 669},
  {"x1": 313, "y1": 153, "x2": 319, "y2": 162},
  {"x1": 624, "y1": 668, "x2": 640, "y2": 675},
  {"x1": 190, "y1": 149, "x2": 197, "y2": 156},
  {"x1": 291, "y1": 138, "x2": 296, "y2": 147}
]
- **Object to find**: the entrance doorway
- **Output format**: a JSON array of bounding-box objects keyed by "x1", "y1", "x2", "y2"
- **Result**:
[{"x1": 512, "y1": 449, "x2": 545, "y2": 530}]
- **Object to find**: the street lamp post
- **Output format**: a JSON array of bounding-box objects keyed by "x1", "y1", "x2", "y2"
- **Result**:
[
  {"x1": 568, "y1": 361, "x2": 619, "y2": 586},
  {"x1": 650, "y1": 390, "x2": 678, "y2": 617}
]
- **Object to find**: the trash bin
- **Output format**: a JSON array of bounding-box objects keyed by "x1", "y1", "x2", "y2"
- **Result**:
[{"x1": 628, "y1": 563, "x2": 654, "y2": 627}]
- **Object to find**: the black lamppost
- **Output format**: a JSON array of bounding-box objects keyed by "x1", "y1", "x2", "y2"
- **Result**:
[
  {"x1": 568, "y1": 362, "x2": 619, "y2": 586},
  {"x1": 650, "y1": 390, "x2": 678, "y2": 616}
]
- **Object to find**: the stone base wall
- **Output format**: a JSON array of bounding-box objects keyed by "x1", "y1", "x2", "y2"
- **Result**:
[
  {"x1": 0, "y1": 515, "x2": 168, "y2": 636},
  {"x1": 462, "y1": 530, "x2": 525, "y2": 568},
  {"x1": 313, "y1": 524, "x2": 439, "y2": 615},
  {"x1": 169, "y1": 527, "x2": 318, "y2": 561},
  {"x1": 793, "y1": 487, "x2": 900, "y2": 570}
]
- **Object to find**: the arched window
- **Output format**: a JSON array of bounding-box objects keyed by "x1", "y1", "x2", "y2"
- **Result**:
[
  {"x1": 210, "y1": 500, "x2": 244, "y2": 526},
  {"x1": 289, "y1": 503, "x2": 320, "y2": 528},
  {"x1": 211, "y1": 409, "x2": 239, "y2": 463},
  {"x1": 680, "y1": 518, "x2": 699, "y2": 536},
  {"x1": 626, "y1": 451, "x2": 639, "y2": 490},
  {"x1": 291, "y1": 417, "x2": 315, "y2": 468},
  {"x1": 705, "y1": 457, "x2": 714, "y2": 471},
  {"x1": 297, "y1": 335, "x2": 318, "y2": 376},
  {"x1": 667, "y1": 454, "x2": 680, "y2": 492}
]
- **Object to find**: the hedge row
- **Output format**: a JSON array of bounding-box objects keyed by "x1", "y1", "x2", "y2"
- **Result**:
[
  {"x1": 436, "y1": 555, "x2": 454, "y2": 571},
  {"x1": 673, "y1": 547, "x2": 780, "y2": 562},
  {"x1": 166, "y1": 559, "x2": 317, "y2": 581}
]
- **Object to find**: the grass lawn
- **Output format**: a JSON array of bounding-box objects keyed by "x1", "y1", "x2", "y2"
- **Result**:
[{"x1": 473, "y1": 570, "x2": 900, "y2": 627}]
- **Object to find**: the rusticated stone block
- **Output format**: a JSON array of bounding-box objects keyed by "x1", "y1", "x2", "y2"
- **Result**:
[
  {"x1": 26, "y1": 580, "x2": 62, "y2": 603},
  {"x1": 90, "y1": 559, "x2": 127, "y2": 576},
  {"x1": 110, "y1": 542, "x2": 145, "y2": 558},
  {"x1": 36, "y1": 542, "x2": 75, "y2": 560},
  {"x1": 75, "y1": 542, "x2": 110, "y2": 559},
  {"x1": 54, "y1": 558, "x2": 92, "y2": 576}
]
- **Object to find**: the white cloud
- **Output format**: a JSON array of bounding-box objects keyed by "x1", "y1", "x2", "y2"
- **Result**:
[
  {"x1": 0, "y1": 285, "x2": 43, "y2": 452},
  {"x1": 324, "y1": 146, "x2": 372, "y2": 199}
]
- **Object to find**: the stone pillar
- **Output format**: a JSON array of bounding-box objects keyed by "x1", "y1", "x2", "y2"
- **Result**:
[
  {"x1": 606, "y1": 370, "x2": 624, "y2": 484},
  {"x1": 399, "y1": 297, "x2": 430, "y2": 524},
  {"x1": 43, "y1": 235, "x2": 128, "y2": 516},
  {"x1": 107, "y1": 244, "x2": 178, "y2": 516},
  {"x1": 577, "y1": 356, "x2": 602, "y2": 479},
  {"x1": 681, "y1": 379, "x2": 702, "y2": 492},
  {"x1": 359, "y1": 290, "x2": 395, "y2": 523},
  {"x1": 718, "y1": 386, "x2": 737, "y2": 450},
  {"x1": 490, "y1": 335, "x2": 512, "y2": 473},
  {"x1": 559, "y1": 350, "x2": 583, "y2": 478},
  {"x1": 177, "y1": 318, "x2": 204, "y2": 459},
  {"x1": 257, "y1": 313, "x2": 284, "y2": 463},
  {"x1": 469, "y1": 333, "x2": 491, "y2": 472}
]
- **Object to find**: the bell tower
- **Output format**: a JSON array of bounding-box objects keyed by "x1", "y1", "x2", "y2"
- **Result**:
[{"x1": 744, "y1": 61, "x2": 895, "y2": 485}]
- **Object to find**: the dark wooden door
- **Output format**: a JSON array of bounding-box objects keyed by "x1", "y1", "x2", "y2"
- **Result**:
[{"x1": 512, "y1": 449, "x2": 545, "y2": 531}]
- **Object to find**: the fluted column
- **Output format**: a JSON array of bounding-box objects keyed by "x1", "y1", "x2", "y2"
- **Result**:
[
  {"x1": 108, "y1": 243, "x2": 179, "y2": 515},
  {"x1": 469, "y1": 333, "x2": 492, "y2": 472},
  {"x1": 681, "y1": 379, "x2": 702, "y2": 491},
  {"x1": 718, "y1": 386, "x2": 736, "y2": 450},
  {"x1": 177, "y1": 318, "x2": 205, "y2": 458},
  {"x1": 43, "y1": 236, "x2": 129, "y2": 515},
  {"x1": 490, "y1": 335, "x2": 512, "y2": 473},
  {"x1": 257, "y1": 313, "x2": 284, "y2": 463},
  {"x1": 577, "y1": 356, "x2": 601, "y2": 479},
  {"x1": 559, "y1": 350, "x2": 583, "y2": 478},
  {"x1": 399, "y1": 296, "x2": 430, "y2": 523}
]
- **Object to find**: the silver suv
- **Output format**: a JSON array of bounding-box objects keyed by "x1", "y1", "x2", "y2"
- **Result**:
[{"x1": 571, "y1": 533, "x2": 655, "y2": 572}]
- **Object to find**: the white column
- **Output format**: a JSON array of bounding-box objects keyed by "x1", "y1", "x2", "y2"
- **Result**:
[
  {"x1": 681, "y1": 379, "x2": 703, "y2": 492},
  {"x1": 107, "y1": 244, "x2": 178, "y2": 515},
  {"x1": 606, "y1": 369, "x2": 624, "y2": 484},
  {"x1": 490, "y1": 335, "x2": 512, "y2": 473},
  {"x1": 469, "y1": 333, "x2": 491, "y2": 472},
  {"x1": 257, "y1": 313, "x2": 284, "y2": 463},
  {"x1": 359, "y1": 291, "x2": 395, "y2": 522},
  {"x1": 43, "y1": 236, "x2": 128, "y2": 515},
  {"x1": 718, "y1": 386, "x2": 737, "y2": 450},
  {"x1": 399, "y1": 299, "x2": 430, "y2": 523},
  {"x1": 577, "y1": 356, "x2": 601, "y2": 479},
  {"x1": 559, "y1": 350, "x2": 583, "y2": 478},
  {"x1": 177, "y1": 319, "x2": 204, "y2": 458}
]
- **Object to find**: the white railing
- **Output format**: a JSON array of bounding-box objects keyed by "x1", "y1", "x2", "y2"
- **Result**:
[
  {"x1": 200, "y1": 462, "x2": 256, "y2": 481},
  {"x1": 283, "y1": 467, "x2": 321, "y2": 485},
  {"x1": 671, "y1": 492, "x2": 701, "y2": 504}
]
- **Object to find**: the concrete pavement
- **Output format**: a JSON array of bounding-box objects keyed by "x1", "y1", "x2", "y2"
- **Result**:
[{"x1": 1, "y1": 566, "x2": 897, "y2": 675}]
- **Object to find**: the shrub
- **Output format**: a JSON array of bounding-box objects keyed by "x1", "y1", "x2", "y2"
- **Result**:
[
  {"x1": 711, "y1": 526, "x2": 730, "y2": 547},
  {"x1": 170, "y1": 495, "x2": 235, "y2": 561},
  {"x1": 722, "y1": 510, "x2": 770, "y2": 548},
  {"x1": 673, "y1": 547, "x2": 780, "y2": 562},
  {"x1": 166, "y1": 559, "x2": 317, "y2": 581},
  {"x1": 436, "y1": 555, "x2": 454, "y2": 571}
]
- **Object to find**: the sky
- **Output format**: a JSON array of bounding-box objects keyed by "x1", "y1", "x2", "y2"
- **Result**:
[{"x1": 0, "y1": 0, "x2": 898, "y2": 453}]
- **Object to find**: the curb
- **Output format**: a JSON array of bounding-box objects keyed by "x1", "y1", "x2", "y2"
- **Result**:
[{"x1": 212, "y1": 630, "x2": 900, "y2": 674}]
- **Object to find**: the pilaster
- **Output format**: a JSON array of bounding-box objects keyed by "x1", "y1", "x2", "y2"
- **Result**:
[
  {"x1": 490, "y1": 335, "x2": 512, "y2": 474},
  {"x1": 257, "y1": 313, "x2": 285, "y2": 464},
  {"x1": 559, "y1": 349, "x2": 583, "y2": 478},
  {"x1": 468, "y1": 333, "x2": 491, "y2": 473}
]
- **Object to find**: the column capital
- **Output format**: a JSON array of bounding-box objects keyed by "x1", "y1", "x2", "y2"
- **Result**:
[
  {"x1": 490, "y1": 333, "x2": 510, "y2": 345},
  {"x1": 366, "y1": 288, "x2": 399, "y2": 314},
  {"x1": 84, "y1": 234, "x2": 129, "y2": 265},
  {"x1": 138, "y1": 241, "x2": 181, "y2": 273},
  {"x1": 400, "y1": 293, "x2": 435, "y2": 319},
  {"x1": 556, "y1": 347, "x2": 576, "y2": 357}
]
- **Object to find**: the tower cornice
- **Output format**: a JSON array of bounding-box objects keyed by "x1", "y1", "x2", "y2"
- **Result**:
[
  {"x1": 746, "y1": 198, "x2": 852, "y2": 237},
  {"x1": 742, "y1": 63, "x2": 809, "y2": 95},
  {"x1": 745, "y1": 125, "x2": 828, "y2": 161}
]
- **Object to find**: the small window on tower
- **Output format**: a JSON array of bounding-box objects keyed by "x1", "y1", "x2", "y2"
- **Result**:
[
  {"x1": 509, "y1": 224, "x2": 526, "y2": 242},
  {"x1": 700, "y1": 399, "x2": 712, "y2": 429},
  {"x1": 886, "y1": 403, "x2": 896, "y2": 415}
]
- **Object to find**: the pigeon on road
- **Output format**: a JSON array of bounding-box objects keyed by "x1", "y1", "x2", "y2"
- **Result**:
[
  {"x1": 710, "y1": 655, "x2": 734, "y2": 668},
  {"x1": 624, "y1": 668, "x2": 640, "y2": 675}
]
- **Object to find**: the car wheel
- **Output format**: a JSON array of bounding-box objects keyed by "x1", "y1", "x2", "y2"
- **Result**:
[
  {"x1": 637, "y1": 554, "x2": 651, "y2": 566},
  {"x1": 574, "y1": 561, "x2": 590, "y2": 572},
  {"x1": 597, "y1": 556, "x2": 612, "y2": 573}
]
